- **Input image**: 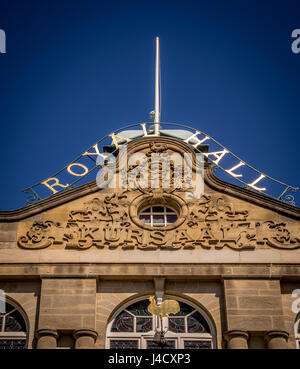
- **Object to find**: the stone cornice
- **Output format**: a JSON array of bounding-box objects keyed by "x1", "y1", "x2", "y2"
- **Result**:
[{"x1": 0, "y1": 263, "x2": 300, "y2": 278}]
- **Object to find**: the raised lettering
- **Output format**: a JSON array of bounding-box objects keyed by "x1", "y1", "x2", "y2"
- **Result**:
[
  {"x1": 41, "y1": 177, "x2": 69, "y2": 194},
  {"x1": 225, "y1": 161, "x2": 245, "y2": 178},
  {"x1": 184, "y1": 131, "x2": 210, "y2": 149},
  {"x1": 140, "y1": 123, "x2": 155, "y2": 137},
  {"x1": 67, "y1": 163, "x2": 89, "y2": 177},
  {"x1": 247, "y1": 174, "x2": 266, "y2": 191},
  {"x1": 203, "y1": 149, "x2": 228, "y2": 165},
  {"x1": 110, "y1": 133, "x2": 131, "y2": 148},
  {"x1": 82, "y1": 143, "x2": 108, "y2": 158}
]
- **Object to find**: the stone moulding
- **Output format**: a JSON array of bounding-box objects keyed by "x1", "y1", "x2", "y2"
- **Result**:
[{"x1": 1, "y1": 263, "x2": 300, "y2": 278}]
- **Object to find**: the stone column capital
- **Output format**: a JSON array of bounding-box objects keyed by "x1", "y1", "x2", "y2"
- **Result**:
[
  {"x1": 264, "y1": 330, "x2": 289, "y2": 349},
  {"x1": 264, "y1": 330, "x2": 289, "y2": 342},
  {"x1": 36, "y1": 328, "x2": 59, "y2": 349},
  {"x1": 73, "y1": 329, "x2": 98, "y2": 341},
  {"x1": 224, "y1": 329, "x2": 249, "y2": 342},
  {"x1": 35, "y1": 328, "x2": 59, "y2": 340}
]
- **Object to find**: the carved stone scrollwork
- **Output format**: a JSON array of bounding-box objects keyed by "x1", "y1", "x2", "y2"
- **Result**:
[
  {"x1": 18, "y1": 221, "x2": 62, "y2": 249},
  {"x1": 16, "y1": 193, "x2": 300, "y2": 251},
  {"x1": 256, "y1": 221, "x2": 300, "y2": 249},
  {"x1": 63, "y1": 191, "x2": 131, "y2": 250},
  {"x1": 147, "y1": 142, "x2": 168, "y2": 154},
  {"x1": 186, "y1": 194, "x2": 212, "y2": 227},
  {"x1": 216, "y1": 222, "x2": 256, "y2": 250},
  {"x1": 186, "y1": 196, "x2": 255, "y2": 250},
  {"x1": 188, "y1": 196, "x2": 248, "y2": 225},
  {"x1": 206, "y1": 197, "x2": 248, "y2": 222},
  {"x1": 69, "y1": 193, "x2": 129, "y2": 225},
  {"x1": 126, "y1": 142, "x2": 193, "y2": 196}
]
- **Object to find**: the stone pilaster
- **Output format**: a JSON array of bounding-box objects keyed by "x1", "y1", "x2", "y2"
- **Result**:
[
  {"x1": 38, "y1": 278, "x2": 97, "y2": 331},
  {"x1": 223, "y1": 279, "x2": 286, "y2": 333}
]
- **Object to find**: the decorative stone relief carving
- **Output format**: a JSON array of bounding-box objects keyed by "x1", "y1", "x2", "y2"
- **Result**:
[
  {"x1": 186, "y1": 195, "x2": 256, "y2": 250},
  {"x1": 18, "y1": 221, "x2": 62, "y2": 249},
  {"x1": 17, "y1": 193, "x2": 300, "y2": 251},
  {"x1": 126, "y1": 142, "x2": 192, "y2": 196},
  {"x1": 256, "y1": 221, "x2": 300, "y2": 249},
  {"x1": 69, "y1": 193, "x2": 130, "y2": 225}
]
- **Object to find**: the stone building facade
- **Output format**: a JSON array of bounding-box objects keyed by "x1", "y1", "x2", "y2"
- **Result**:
[{"x1": 0, "y1": 135, "x2": 299, "y2": 349}]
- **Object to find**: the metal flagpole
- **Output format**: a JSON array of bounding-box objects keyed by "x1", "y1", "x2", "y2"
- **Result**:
[{"x1": 154, "y1": 37, "x2": 160, "y2": 135}]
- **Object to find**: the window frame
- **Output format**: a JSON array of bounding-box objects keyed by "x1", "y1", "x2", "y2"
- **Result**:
[
  {"x1": 0, "y1": 297, "x2": 29, "y2": 349},
  {"x1": 106, "y1": 295, "x2": 216, "y2": 349},
  {"x1": 139, "y1": 206, "x2": 179, "y2": 227}
]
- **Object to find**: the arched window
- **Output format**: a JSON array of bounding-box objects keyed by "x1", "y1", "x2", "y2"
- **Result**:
[
  {"x1": 106, "y1": 297, "x2": 215, "y2": 349},
  {"x1": 0, "y1": 298, "x2": 28, "y2": 349}
]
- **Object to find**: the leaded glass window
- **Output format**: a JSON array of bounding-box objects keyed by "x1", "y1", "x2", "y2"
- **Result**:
[
  {"x1": 168, "y1": 301, "x2": 210, "y2": 334},
  {"x1": 111, "y1": 300, "x2": 153, "y2": 334},
  {"x1": 146, "y1": 340, "x2": 176, "y2": 349},
  {"x1": 184, "y1": 340, "x2": 212, "y2": 349},
  {"x1": 136, "y1": 318, "x2": 152, "y2": 333},
  {"x1": 0, "y1": 300, "x2": 28, "y2": 350},
  {"x1": 106, "y1": 297, "x2": 214, "y2": 349},
  {"x1": 110, "y1": 340, "x2": 138, "y2": 349},
  {"x1": 0, "y1": 339, "x2": 27, "y2": 350},
  {"x1": 169, "y1": 318, "x2": 185, "y2": 333},
  {"x1": 111, "y1": 311, "x2": 134, "y2": 332}
]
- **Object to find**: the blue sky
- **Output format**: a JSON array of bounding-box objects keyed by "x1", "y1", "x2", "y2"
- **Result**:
[{"x1": 0, "y1": 0, "x2": 300, "y2": 209}]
